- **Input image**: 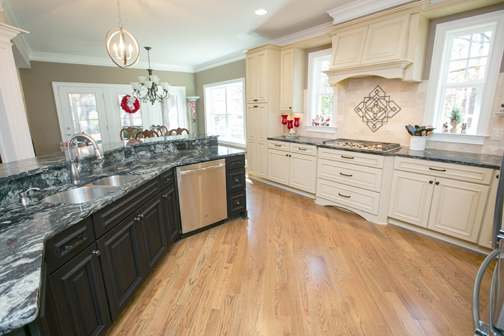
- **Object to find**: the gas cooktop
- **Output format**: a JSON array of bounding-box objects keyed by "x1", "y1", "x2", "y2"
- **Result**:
[{"x1": 322, "y1": 139, "x2": 401, "y2": 153}]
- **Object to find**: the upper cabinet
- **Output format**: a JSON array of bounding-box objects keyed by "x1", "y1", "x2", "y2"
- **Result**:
[
  {"x1": 246, "y1": 45, "x2": 280, "y2": 104},
  {"x1": 279, "y1": 48, "x2": 305, "y2": 113},
  {"x1": 327, "y1": 8, "x2": 428, "y2": 84}
]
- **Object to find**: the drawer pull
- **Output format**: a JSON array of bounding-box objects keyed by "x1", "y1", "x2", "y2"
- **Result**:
[
  {"x1": 429, "y1": 167, "x2": 447, "y2": 172},
  {"x1": 59, "y1": 233, "x2": 87, "y2": 255},
  {"x1": 233, "y1": 177, "x2": 240, "y2": 183},
  {"x1": 161, "y1": 194, "x2": 169, "y2": 199},
  {"x1": 429, "y1": 180, "x2": 434, "y2": 184},
  {"x1": 253, "y1": 99, "x2": 258, "y2": 102},
  {"x1": 298, "y1": 147, "x2": 307, "y2": 151},
  {"x1": 435, "y1": 181, "x2": 440, "y2": 186},
  {"x1": 341, "y1": 155, "x2": 354, "y2": 160},
  {"x1": 338, "y1": 193, "x2": 351, "y2": 199},
  {"x1": 274, "y1": 144, "x2": 282, "y2": 147},
  {"x1": 91, "y1": 250, "x2": 101, "y2": 256},
  {"x1": 339, "y1": 172, "x2": 353, "y2": 177},
  {"x1": 253, "y1": 105, "x2": 259, "y2": 108}
]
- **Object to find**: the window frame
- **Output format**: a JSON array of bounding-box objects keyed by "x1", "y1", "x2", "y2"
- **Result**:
[
  {"x1": 203, "y1": 78, "x2": 246, "y2": 148},
  {"x1": 306, "y1": 48, "x2": 336, "y2": 132},
  {"x1": 425, "y1": 10, "x2": 504, "y2": 144}
]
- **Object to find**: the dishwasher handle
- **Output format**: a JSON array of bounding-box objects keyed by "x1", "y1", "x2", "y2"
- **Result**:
[{"x1": 179, "y1": 163, "x2": 226, "y2": 176}]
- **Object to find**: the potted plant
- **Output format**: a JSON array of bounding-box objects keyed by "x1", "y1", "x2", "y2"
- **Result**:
[{"x1": 450, "y1": 107, "x2": 462, "y2": 133}]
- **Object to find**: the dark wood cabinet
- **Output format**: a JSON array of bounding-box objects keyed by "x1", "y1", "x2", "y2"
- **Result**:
[
  {"x1": 226, "y1": 155, "x2": 247, "y2": 218},
  {"x1": 139, "y1": 196, "x2": 167, "y2": 270},
  {"x1": 97, "y1": 213, "x2": 146, "y2": 320},
  {"x1": 46, "y1": 243, "x2": 110, "y2": 336},
  {"x1": 161, "y1": 187, "x2": 181, "y2": 245}
]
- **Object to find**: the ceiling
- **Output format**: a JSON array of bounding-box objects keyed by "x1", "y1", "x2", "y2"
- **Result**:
[{"x1": 5, "y1": 0, "x2": 344, "y2": 72}]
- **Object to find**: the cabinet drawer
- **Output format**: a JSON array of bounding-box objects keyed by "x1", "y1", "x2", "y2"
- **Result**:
[
  {"x1": 229, "y1": 193, "x2": 246, "y2": 214},
  {"x1": 317, "y1": 179, "x2": 380, "y2": 215},
  {"x1": 318, "y1": 159, "x2": 382, "y2": 192},
  {"x1": 159, "y1": 168, "x2": 175, "y2": 187},
  {"x1": 268, "y1": 140, "x2": 290, "y2": 152},
  {"x1": 289, "y1": 143, "x2": 317, "y2": 156},
  {"x1": 318, "y1": 148, "x2": 384, "y2": 168},
  {"x1": 394, "y1": 157, "x2": 493, "y2": 185},
  {"x1": 94, "y1": 178, "x2": 160, "y2": 238},
  {"x1": 228, "y1": 169, "x2": 246, "y2": 191},
  {"x1": 226, "y1": 155, "x2": 245, "y2": 170},
  {"x1": 46, "y1": 218, "x2": 95, "y2": 273}
]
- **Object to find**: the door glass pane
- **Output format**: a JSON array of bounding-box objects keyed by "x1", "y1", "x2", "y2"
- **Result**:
[
  {"x1": 118, "y1": 94, "x2": 143, "y2": 127},
  {"x1": 68, "y1": 93, "x2": 102, "y2": 142}
]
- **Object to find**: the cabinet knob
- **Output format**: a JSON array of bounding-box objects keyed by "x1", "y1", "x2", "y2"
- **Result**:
[
  {"x1": 91, "y1": 250, "x2": 101, "y2": 256},
  {"x1": 429, "y1": 180, "x2": 434, "y2": 184},
  {"x1": 289, "y1": 107, "x2": 292, "y2": 110},
  {"x1": 435, "y1": 181, "x2": 440, "y2": 185},
  {"x1": 253, "y1": 105, "x2": 259, "y2": 108},
  {"x1": 138, "y1": 214, "x2": 144, "y2": 219},
  {"x1": 134, "y1": 216, "x2": 141, "y2": 222},
  {"x1": 161, "y1": 194, "x2": 169, "y2": 199}
]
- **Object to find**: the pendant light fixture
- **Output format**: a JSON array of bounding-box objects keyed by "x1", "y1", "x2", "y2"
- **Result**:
[
  {"x1": 106, "y1": 0, "x2": 140, "y2": 68},
  {"x1": 131, "y1": 47, "x2": 171, "y2": 105}
]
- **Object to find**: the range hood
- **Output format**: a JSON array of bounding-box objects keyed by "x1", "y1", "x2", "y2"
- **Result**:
[{"x1": 325, "y1": 60, "x2": 413, "y2": 84}]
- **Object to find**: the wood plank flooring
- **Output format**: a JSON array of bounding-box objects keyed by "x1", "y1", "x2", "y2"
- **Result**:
[{"x1": 108, "y1": 179, "x2": 492, "y2": 336}]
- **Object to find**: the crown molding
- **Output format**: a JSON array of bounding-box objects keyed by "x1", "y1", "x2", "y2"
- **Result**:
[
  {"x1": 2, "y1": 0, "x2": 31, "y2": 68},
  {"x1": 193, "y1": 51, "x2": 246, "y2": 73},
  {"x1": 29, "y1": 51, "x2": 195, "y2": 73},
  {"x1": 327, "y1": 0, "x2": 418, "y2": 25},
  {"x1": 270, "y1": 21, "x2": 334, "y2": 46}
]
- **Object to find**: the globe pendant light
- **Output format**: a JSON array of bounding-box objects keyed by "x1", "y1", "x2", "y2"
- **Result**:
[
  {"x1": 106, "y1": 0, "x2": 140, "y2": 68},
  {"x1": 131, "y1": 47, "x2": 171, "y2": 105}
]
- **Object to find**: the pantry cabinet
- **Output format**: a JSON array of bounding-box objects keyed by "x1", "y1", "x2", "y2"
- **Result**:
[{"x1": 246, "y1": 51, "x2": 267, "y2": 103}]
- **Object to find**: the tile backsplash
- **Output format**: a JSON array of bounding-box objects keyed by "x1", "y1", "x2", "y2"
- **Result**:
[{"x1": 298, "y1": 73, "x2": 504, "y2": 156}]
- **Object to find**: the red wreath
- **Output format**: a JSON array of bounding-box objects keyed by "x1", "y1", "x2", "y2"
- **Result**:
[{"x1": 121, "y1": 95, "x2": 140, "y2": 114}]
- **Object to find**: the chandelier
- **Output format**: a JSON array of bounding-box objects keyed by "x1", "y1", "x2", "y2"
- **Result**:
[
  {"x1": 131, "y1": 47, "x2": 171, "y2": 105},
  {"x1": 106, "y1": 0, "x2": 140, "y2": 68}
]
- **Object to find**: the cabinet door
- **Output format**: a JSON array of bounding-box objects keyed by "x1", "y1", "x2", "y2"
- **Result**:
[
  {"x1": 428, "y1": 178, "x2": 489, "y2": 242},
  {"x1": 139, "y1": 197, "x2": 167, "y2": 270},
  {"x1": 161, "y1": 187, "x2": 181, "y2": 245},
  {"x1": 48, "y1": 243, "x2": 110, "y2": 336},
  {"x1": 246, "y1": 51, "x2": 266, "y2": 103},
  {"x1": 280, "y1": 49, "x2": 293, "y2": 111},
  {"x1": 268, "y1": 149, "x2": 290, "y2": 185},
  {"x1": 289, "y1": 153, "x2": 317, "y2": 193},
  {"x1": 257, "y1": 142, "x2": 269, "y2": 178},
  {"x1": 246, "y1": 141, "x2": 258, "y2": 176},
  {"x1": 388, "y1": 171, "x2": 434, "y2": 228},
  {"x1": 331, "y1": 26, "x2": 367, "y2": 68},
  {"x1": 98, "y1": 214, "x2": 146, "y2": 320},
  {"x1": 362, "y1": 15, "x2": 409, "y2": 63},
  {"x1": 246, "y1": 104, "x2": 260, "y2": 141}
]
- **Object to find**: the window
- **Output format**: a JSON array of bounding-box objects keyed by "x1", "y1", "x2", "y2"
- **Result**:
[
  {"x1": 426, "y1": 11, "x2": 504, "y2": 141},
  {"x1": 307, "y1": 49, "x2": 335, "y2": 129},
  {"x1": 204, "y1": 79, "x2": 245, "y2": 146},
  {"x1": 67, "y1": 92, "x2": 104, "y2": 142}
]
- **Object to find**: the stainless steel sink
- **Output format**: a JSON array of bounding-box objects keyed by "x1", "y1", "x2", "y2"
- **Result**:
[
  {"x1": 44, "y1": 186, "x2": 119, "y2": 204},
  {"x1": 89, "y1": 175, "x2": 139, "y2": 187}
]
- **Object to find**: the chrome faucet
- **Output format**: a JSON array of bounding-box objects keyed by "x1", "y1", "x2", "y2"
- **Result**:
[{"x1": 65, "y1": 132, "x2": 103, "y2": 185}]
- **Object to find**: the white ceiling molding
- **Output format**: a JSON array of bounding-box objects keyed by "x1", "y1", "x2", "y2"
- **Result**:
[
  {"x1": 270, "y1": 21, "x2": 334, "y2": 46},
  {"x1": 193, "y1": 51, "x2": 246, "y2": 73},
  {"x1": 29, "y1": 51, "x2": 195, "y2": 73},
  {"x1": 2, "y1": 0, "x2": 31, "y2": 68},
  {"x1": 327, "y1": 0, "x2": 418, "y2": 25}
]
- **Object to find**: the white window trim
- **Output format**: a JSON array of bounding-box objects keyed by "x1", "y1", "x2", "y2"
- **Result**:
[
  {"x1": 424, "y1": 10, "x2": 504, "y2": 144},
  {"x1": 203, "y1": 78, "x2": 246, "y2": 147},
  {"x1": 306, "y1": 48, "x2": 336, "y2": 131}
]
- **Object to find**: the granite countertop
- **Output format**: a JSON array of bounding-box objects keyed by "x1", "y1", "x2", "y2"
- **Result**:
[
  {"x1": 267, "y1": 136, "x2": 502, "y2": 170},
  {"x1": 0, "y1": 145, "x2": 245, "y2": 334}
]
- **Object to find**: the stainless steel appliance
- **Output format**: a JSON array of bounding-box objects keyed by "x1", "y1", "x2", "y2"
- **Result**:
[
  {"x1": 474, "y1": 156, "x2": 504, "y2": 335},
  {"x1": 177, "y1": 159, "x2": 227, "y2": 234},
  {"x1": 322, "y1": 138, "x2": 401, "y2": 153}
]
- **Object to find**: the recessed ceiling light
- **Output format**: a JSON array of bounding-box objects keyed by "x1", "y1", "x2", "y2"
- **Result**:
[{"x1": 255, "y1": 8, "x2": 268, "y2": 16}]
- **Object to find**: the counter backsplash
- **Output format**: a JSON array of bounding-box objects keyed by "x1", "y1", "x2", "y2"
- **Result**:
[
  {"x1": 298, "y1": 73, "x2": 504, "y2": 156},
  {"x1": 0, "y1": 136, "x2": 218, "y2": 208}
]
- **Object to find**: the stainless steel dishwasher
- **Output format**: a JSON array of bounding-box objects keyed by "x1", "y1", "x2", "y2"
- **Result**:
[{"x1": 177, "y1": 159, "x2": 227, "y2": 234}]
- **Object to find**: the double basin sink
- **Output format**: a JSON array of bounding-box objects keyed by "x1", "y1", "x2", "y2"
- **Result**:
[{"x1": 44, "y1": 175, "x2": 139, "y2": 205}]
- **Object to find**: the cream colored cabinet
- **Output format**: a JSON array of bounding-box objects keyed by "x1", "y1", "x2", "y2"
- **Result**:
[
  {"x1": 256, "y1": 142, "x2": 269, "y2": 178},
  {"x1": 280, "y1": 48, "x2": 305, "y2": 113},
  {"x1": 268, "y1": 149, "x2": 290, "y2": 185},
  {"x1": 389, "y1": 171, "x2": 434, "y2": 228},
  {"x1": 246, "y1": 104, "x2": 267, "y2": 142},
  {"x1": 428, "y1": 177, "x2": 489, "y2": 243},
  {"x1": 246, "y1": 142, "x2": 258, "y2": 175},
  {"x1": 246, "y1": 51, "x2": 266, "y2": 103},
  {"x1": 290, "y1": 153, "x2": 317, "y2": 193},
  {"x1": 266, "y1": 142, "x2": 317, "y2": 193},
  {"x1": 361, "y1": 15, "x2": 409, "y2": 64},
  {"x1": 331, "y1": 26, "x2": 367, "y2": 68}
]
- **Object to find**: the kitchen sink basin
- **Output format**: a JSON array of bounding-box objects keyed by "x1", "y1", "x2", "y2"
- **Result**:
[
  {"x1": 90, "y1": 175, "x2": 139, "y2": 187},
  {"x1": 44, "y1": 186, "x2": 119, "y2": 205}
]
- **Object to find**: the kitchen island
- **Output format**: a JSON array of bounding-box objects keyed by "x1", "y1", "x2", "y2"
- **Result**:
[{"x1": 0, "y1": 136, "x2": 245, "y2": 335}]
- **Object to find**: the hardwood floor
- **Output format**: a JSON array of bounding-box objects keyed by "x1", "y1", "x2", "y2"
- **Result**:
[{"x1": 108, "y1": 179, "x2": 492, "y2": 336}]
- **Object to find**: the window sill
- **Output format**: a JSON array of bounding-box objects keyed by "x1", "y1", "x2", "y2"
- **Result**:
[
  {"x1": 428, "y1": 132, "x2": 488, "y2": 145},
  {"x1": 302, "y1": 126, "x2": 337, "y2": 134}
]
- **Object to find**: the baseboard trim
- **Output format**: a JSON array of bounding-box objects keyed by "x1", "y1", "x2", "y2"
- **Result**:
[
  {"x1": 388, "y1": 218, "x2": 490, "y2": 255},
  {"x1": 247, "y1": 175, "x2": 316, "y2": 199}
]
